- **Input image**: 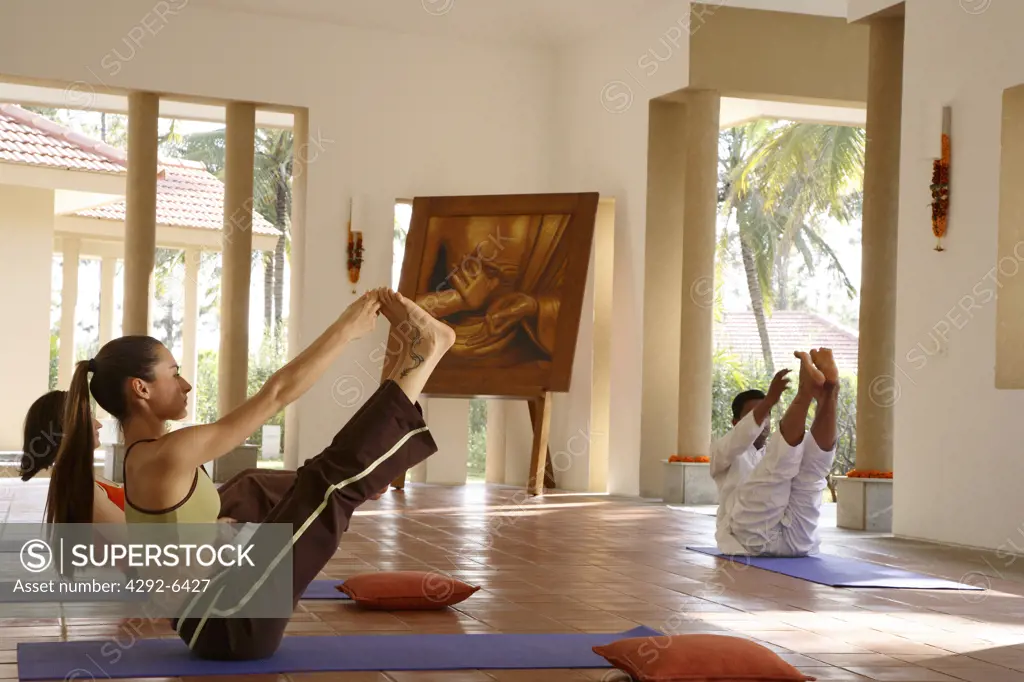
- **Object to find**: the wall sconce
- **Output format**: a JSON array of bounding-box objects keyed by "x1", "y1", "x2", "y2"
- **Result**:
[{"x1": 347, "y1": 198, "x2": 363, "y2": 292}]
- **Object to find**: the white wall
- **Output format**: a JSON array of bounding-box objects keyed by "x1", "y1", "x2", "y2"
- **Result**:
[
  {"x1": 0, "y1": 186, "x2": 54, "y2": 451},
  {"x1": 553, "y1": 1, "x2": 692, "y2": 496},
  {"x1": 893, "y1": 0, "x2": 1024, "y2": 551},
  {"x1": 847, "y1": 0, "x2": 905, "y2": 22},
  {"x1": 0, "y1": 0, "x2": 556, "y2": 465}
]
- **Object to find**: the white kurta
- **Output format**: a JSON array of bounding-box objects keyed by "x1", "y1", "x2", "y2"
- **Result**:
[{"x1": 709, "y1": 411, "x2": 835, "y2": 557}]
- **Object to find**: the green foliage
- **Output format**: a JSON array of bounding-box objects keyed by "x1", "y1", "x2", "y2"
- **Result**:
[
  {"x1": 192, "y1": 329, "x2": 287, "y2": 458},
  {"x1": 467, "y1": 399, "x2": 487, "y2": 479},
  {"x1": 48, "y1": 332, "x2": 59, "y2": 391}
]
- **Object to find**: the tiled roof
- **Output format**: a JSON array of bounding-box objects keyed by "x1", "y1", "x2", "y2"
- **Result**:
[
  {"x1": 0, "y1": 104, "x2": 126, "y2": 173},
  {"x1": 715, "y1": 310, "x2": 859, "y2": 374},
  {"x1": 74, "y1": 162, "x2": 279, "y2": 235},
  {"x1": 0, "y1": 104, "x2": 279, "y2": 237}
]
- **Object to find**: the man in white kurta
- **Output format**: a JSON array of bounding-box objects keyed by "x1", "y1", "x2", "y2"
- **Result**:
[{"x1": 710, "y1": 348, "x2": 839, "y2": 557}]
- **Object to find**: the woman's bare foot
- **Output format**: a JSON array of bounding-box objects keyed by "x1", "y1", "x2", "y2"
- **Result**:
[{"x1": 379, "y1": 289, "x2": 455, "y2": 402}]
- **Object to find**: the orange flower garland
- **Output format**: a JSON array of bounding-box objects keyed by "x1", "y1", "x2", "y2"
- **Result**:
[
  {"x1": 845, "y1": 469, "x2": 893, "y2": 479},
  {"x1": 931, "y1": 107, "x2": 951, "y2": 252},
  {"x1": 669, "y1": 455, "x2": 710, "y2": 463}
]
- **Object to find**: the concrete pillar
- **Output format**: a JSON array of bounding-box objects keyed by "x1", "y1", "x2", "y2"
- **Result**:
[
  {"x1": 416, "y1": 398, "x2": 469, "y2": 485},
  {"x1": 0, "y1": 186, "x2": 53, "y2": 451},
  {"x1": 838, "y1": 16, "x2": 903, "y2": 531},
  {"x1": 485, "y1": 400, "x2": 507, "y2": 484},
  {"x1": 589, "y1": 198, "x2": 616, "y2": 494},
  {"x1": 853, "y1": 17, "x2": 903, "y2": 472},
  {"x1": 676, "y1": 90, "x2": 721, "y2": 463},
  {"x1": 641, "y1": 100, "x2": 688, "y2": 497},
  {"x1": 214, "y1": 102, "x2": 256, "y2": 481},
  {"x1": 284, "y1": 111, "x2": 308, "y2": 471},
  {"x1": 58, "y1": 237, "x2": 81, "y2": 389},
  {"x1": 122, "y1": 91, "x2": 159, "y2": 336},
  {"x1": 182, "y1": 247, "x2": 201, "y2": 423},
  {"x1": 99, "y1": 256, "x2": 117, "y2": 345},
  {"x1": 218, "y1": 102, "x2": 255, "y2": 418}
]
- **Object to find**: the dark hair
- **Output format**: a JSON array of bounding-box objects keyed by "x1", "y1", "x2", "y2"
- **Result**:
[
  {"x1": 45, "y1": 336, "x2": 163, "y2": 525},
  {"x1": 21, "y1": 391, "x2": 68, "y2": 481},
  {"x1": 731, "y1": 389, "x2": 766, "y2": 422}
]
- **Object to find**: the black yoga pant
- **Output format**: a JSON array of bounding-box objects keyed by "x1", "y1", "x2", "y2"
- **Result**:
[
  {"x1": 170, "y1": 380, "x2": 437, "y2": 660},
  {"x1": 217, "y1": 468, "x2": 297, "y2": 523}
]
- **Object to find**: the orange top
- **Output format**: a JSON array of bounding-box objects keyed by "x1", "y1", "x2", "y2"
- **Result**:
[{"x1": 96, "y1": 479, "x2": 125, "y2": 511}]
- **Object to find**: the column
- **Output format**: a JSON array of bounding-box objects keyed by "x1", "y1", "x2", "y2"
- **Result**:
[
  {"x1": 0, "y1": 186, "x2": 53, "y2": 451},
  {"x1": 58, "y1": 237, "x2": 81, "y2": 389},
  {"x1": 182, "y1": 247, "x2": 201, "y2": 423},
  {"x1": 215, "y1": 102, "x2": 256, "y2": 482},
  {"x1": 589, "y1": 198, "x2": 615, "y2": 493},
  {"x1": 99, "y1": 256, "x2": 117, "y2": 345},
  {"x1": 641, "y1": 100, "x2": 688, "y2": 498},
  {"x1": 283, "y1": 111, "x2": 308, "y2": 471},
  {"x1": 676, "y1": 90, "x2": 721, "y2": 462},
  {"x1": 485, "y1": 400, "x2": 507, "y2": 484},
  {"x1": 838, "y1": 16, "x2": 903, "y2": 531},
  {"x1": 122, "y1": 91, "x2": 159, "y2": 336}
]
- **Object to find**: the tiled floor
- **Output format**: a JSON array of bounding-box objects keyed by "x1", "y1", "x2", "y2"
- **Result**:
[{"x1": 3, "y1": 479, "x2": 1024, "y2": 681}]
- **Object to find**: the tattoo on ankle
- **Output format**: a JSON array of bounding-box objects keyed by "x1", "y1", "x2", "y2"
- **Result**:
[{"x1": 400, "y1": 326, "x2": 425, "y2": 379}]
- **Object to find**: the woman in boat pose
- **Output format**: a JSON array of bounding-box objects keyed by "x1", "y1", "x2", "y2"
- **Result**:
[
  {"x1": 25, "y1": 390, "x2": 301, "y2": 525},
  {"x1": 48, "y1": 286, "x2": 453, "y2": 660}
]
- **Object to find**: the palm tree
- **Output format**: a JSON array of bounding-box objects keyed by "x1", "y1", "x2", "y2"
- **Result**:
[
  {"x1": 719, "y1": 124, "x2": 777, "y2": 373},
  {"x1": 719, "y1": 121, "x2": 864, "y2": 370}
]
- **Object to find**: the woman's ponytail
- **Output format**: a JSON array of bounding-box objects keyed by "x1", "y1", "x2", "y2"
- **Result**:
[{"x1": 44, "y1": 360, "x2": 96, "y2": 525}]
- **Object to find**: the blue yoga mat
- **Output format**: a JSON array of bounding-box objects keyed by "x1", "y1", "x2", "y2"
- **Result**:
[
  {"x1": 17, "y1": 626, "x2": 660, "y2": 678},
  {"x1": 687, "y1": 547, "x2": 983, "y2": 590},
  {"x1": 301, "y1": 579, "x2": 349, "y2": 599}
]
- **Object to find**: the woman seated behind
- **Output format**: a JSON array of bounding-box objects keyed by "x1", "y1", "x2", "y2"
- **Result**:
[{"x1": 22, "y1": 390, "x2": 124, "y2": 523}]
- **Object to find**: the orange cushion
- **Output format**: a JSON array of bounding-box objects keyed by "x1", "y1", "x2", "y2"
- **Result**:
[
  {"x1": 338, "y1": 571, "x2": 480, "y2": 610},
  {"x1": 593, "y1": 634, "x2": 816, "y2": 682}
]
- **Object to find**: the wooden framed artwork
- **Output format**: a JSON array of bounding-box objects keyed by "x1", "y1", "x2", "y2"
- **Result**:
[
  {"x1": 395, "y1": 192, "x2": 599, "y2": 398},
  {"x1": 386, "y1": 192, "x2": 600, "y2": 495}
]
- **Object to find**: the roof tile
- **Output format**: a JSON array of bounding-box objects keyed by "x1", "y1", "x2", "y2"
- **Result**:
[
  {"x1": 714, "y1": 310, "x2": 859, "y2": 374},
  {"x1": 0, "y1": 104, "x2": 279, "y2": 238}
]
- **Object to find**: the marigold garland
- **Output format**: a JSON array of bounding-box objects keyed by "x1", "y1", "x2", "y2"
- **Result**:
[
  {"x1": 845, "y1": 469, "x2": 893, "y2": 479},
  {"x1": 668, "y1": 455, "x2": 710, "y2": 463},
  {"x1": 931, "y1": 107, "x2": 951, "y2": 252}
]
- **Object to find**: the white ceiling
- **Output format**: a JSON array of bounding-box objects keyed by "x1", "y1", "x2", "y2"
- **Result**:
[{"x1": 186, "y1": 0, "x2": 851, "y2": 46}]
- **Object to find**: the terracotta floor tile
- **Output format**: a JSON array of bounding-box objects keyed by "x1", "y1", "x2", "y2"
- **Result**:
[
  {"x1": 477, "y1": 670, "x2": 592, "y2": 681},
  {"x1": 385, "y1": 672, "x2": 496, "y2": 682},
  {"x1": 182, "y1": 677, "x2": 287, "y2": 682},
  {"x1": 796, "y1": 669, "x2": 872, "y2": 681},
  {"x1": 287, "y1": 674, "x2": 395, "y2": 682},
  {"x1": 841, "y1": 668, "x2": 963, "y2": 681},
  {"x1": 809, "y1": 653, "x2": 915, "y2": 667},
  {"x1": 755, "y1": 631, "x2": 875, "y2": 654}
]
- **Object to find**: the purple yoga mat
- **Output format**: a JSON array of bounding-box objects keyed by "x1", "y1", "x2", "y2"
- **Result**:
[
  {"x1": 687, "y1": 547, "x2": 983, "y2": 590},
  {"x1": 301, "y1": 579, "x2": 350, "y2": 599},
  {"x1": 16, "y1": 626, "x2": 661, "y2": 678}
]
